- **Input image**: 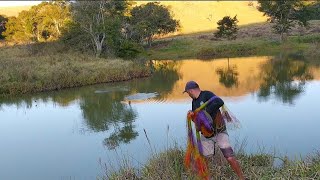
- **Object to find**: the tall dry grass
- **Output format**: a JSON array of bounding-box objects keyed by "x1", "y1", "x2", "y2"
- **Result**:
[{"x1": 0, "y1": 42, "x2": 151, "y2": 97}]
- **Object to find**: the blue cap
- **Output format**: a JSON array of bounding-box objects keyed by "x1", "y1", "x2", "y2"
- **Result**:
[{"x1": 183, "y1": 81, "x2": 199, "y2": 93}]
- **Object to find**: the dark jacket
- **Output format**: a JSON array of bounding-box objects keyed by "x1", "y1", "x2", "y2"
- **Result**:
[{"x1": 192, "y1": 90, "x2": 226, "y2": 134}]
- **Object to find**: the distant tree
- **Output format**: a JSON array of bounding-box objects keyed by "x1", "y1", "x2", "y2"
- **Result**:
[
  {"x1": 36, "y1": 1, "x2": 71, "y2": 40},
  {"x1": 3, "y1": 2, "x2": 71, "y2": 42},
  {"x1": 2, "y1": 12, "x2": 33, "y2": 42},
  {"x1": 0, "y1": 15, "x2": 8, "y2": 39},
  {"x1": 214, "y1": 15, "x2": 239, "y2": 40},
  {"x1": 71, "y1": 0, "x2": 129, "y2": 57},
  {"x1": 257, "y1": 0, "x2": 311, "y2": 42},
  {"x1": 305, "y1": 1, "x2": 320, "y2": 20},
  {"x1": 130, "y1": 2, "x2": 179, "y2": 47}
]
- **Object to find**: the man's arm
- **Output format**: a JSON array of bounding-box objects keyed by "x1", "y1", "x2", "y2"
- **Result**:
[{"x1": 205, "y1": 92, "x2": 224, "y2": 114}]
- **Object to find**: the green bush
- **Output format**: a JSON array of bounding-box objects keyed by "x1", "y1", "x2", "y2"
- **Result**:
[{"x1": 116, "y1": 40, "x2": 144, "y2": 59}]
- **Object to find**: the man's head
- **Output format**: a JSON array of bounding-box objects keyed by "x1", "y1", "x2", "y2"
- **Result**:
[{"x1": 183, "y1": 81, "x2": 201, "y2": 99}]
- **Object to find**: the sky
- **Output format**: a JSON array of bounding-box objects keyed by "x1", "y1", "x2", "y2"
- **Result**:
[{"x1": 0, "y1": 1, "x2": 42, "y2": 7}]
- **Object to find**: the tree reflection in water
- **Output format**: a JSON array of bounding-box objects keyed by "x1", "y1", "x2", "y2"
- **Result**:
[
  {"x1": 258, "y1": 55, "x2": 313, "y2": 104},
  {"x1": 80, "y1": 91, "x2": 138, "y2": 150},
  {"x1": 80, "y1": 60, "x2": 181, "y2": 149},
  {"x1": 216, "y1": 58, "x2": 239, "y2": 88}
]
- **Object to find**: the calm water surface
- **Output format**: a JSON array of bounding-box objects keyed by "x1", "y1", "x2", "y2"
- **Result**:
[{"x1": 1, "y1": 55, "x2": 320, "y2": 179}]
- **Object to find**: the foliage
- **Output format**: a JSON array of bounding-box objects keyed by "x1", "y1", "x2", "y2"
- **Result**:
[
  {"x1": 3, "y1": 1, "x2": 70, "y2": 42},
  {"x1": 305, "y1": 1, "x2": 320, "y2": 20},
  {"x1": 214, "y1": 15, "x2": 239, "y2": 40},
  {"x1": 129, "y1": 2, "x2": 179, "y2": 47},
  {"x1": 0, "y1": 14, "x2": 8, "y2": 39},
  {"x1": 116, "y1": 40, "x2": 144, "y2": 59},
  {"x1": 60, "y1": 21, "x2": 93, "y2": 54},
  {"x1": 70, "y1": 0, "x2": 129, "y2": 57},
  {"x1": 2, "y1": 12, "x2": 34, "y2": 42},
  {"x1": 2, "y1": 1, "x2": 71, "y2": 42},
  {"x1": 257, "y1": 0, "x2": 312, "y2": 42}
]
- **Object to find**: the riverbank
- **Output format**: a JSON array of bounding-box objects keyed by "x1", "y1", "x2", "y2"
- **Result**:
[
  {"x1": 147, "y1": 21, "x2": 320, "y2": 60},
  {"x1": 2, "y1": 21, "x2": 320, "y2": 97},
  {"x1": 0, "y1": 42, "x2": 151, "y2": 97},
  {"x1": 107, "y1": 147, "x2": 320, "y2": 179}
]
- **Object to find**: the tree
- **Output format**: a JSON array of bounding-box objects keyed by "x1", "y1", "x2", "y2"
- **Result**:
[
  {"x1": 36, "y1": 1, "x2": 71, "y2": 40},
  {"x1": 130, "y1": 2, "x2": 179, "y2": 47},
  {"x1": 2, "y1": 2, "x2": 71, "y2": 42},
  {"x1": 0, "y1": 15, "x2": 8, "y2": 39},
  {"x1": 257, "y1": 0, "x2": 311, "y2": 42},
  {"x1": 214, "y1": 15, "x2": 239, "y2": 40},
  {"x1": 2, "y1": 13, "x2": 33, "y2": 42},
  {"x1": 305, "y1": 1, "x2": 320, "y2": 20},
  {"x1": 71, "y1": 0, "x2": 129, "y2": 57}
]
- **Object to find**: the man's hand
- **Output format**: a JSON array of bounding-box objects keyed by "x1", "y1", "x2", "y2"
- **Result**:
[{"x1": 187, "y1": 110, "x2": 195, "y2": 119}]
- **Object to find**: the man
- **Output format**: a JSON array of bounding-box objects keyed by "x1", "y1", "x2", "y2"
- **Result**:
[{"x1": 184, "y1": 80, "x2": 245, "y2": 180}]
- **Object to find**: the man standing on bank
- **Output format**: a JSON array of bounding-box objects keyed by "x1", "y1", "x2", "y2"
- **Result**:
[{"x1": 184, "y1": 80, "x2": 245, "y2": 180}]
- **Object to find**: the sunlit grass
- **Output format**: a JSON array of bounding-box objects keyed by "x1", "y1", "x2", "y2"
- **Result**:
[
  {"x1": 0, "y1": 42, "x2": 151, "y2": 97},
  {"x1": 136, "y1": 1, "x2": 267, "y2": 35},
  {"x1": 147, "y1": 21, "x2": 320, "y2": 60}
]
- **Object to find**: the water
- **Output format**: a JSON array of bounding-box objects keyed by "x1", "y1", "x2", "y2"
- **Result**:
[{"x1": 0, "y1": 55, "x2": 319, "y2": 179}]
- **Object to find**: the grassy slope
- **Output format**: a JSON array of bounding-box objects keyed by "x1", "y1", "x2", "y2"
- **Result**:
[
  {"x1": 0, "y1": 42, "x2": 151, "y2": 97},
  {"x1": 147, "y1": 21, "x2": 320, "y2": 60},
  {"x1": 136, "y1": 1, "x2": 267, "y2": 35},
  {"x1": 0, "y1": 6, "x2": 32, "y2": 17}
]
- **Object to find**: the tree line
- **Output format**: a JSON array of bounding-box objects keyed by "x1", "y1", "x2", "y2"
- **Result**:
[
  {"x1": 0, "y1": 0, "x2": 320, "y2": 58},
  {"x1": 0, "y1": 0, "x2": 179, "y2": 58}
]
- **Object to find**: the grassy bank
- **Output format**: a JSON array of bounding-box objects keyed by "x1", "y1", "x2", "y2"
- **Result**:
[
  {"x1": 147, "y1": 21, "x2": 320, "y2": 60},
  {"x1": 0, "y1": 42, "x2": 151, "y2": 97},
  {"x1": 2, "y1": 21, "x2": 320, "y2": 97},
  {"x1": 106, "y1": 147, "x2": 320, "y2": 179}
]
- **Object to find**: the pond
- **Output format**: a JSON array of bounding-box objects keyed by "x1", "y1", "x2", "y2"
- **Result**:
[{"x1": 1, "y1": 55, "x2": 320, "y2": 179}]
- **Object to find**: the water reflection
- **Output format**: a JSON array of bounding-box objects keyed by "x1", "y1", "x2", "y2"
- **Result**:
[
  {"x1": 0, "y1": 54, "x2": 320, "y2": 179},
  {"x1": 80, "y1": 91, "x2": 138, "y2": 149},
  {"x1": 216, "y1": 58, "x2": 239, "y2": 88},
  {"x1": 0, "y1": 60, "x2": 181, "y2": 150},
  {"x1": 131, "y1": 60, "x2": 181, "y2": 102},
  {"x1": 257, "y1": 55, "x2": 314, "y2": 104}
]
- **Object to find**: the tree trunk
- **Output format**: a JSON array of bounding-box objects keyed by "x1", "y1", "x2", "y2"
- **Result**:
[
  {"x1": 148, "y1": 36, "x2": 152, "y2": 47},
  {"x1": 94, "y1": 33, "x2": 105, "y2": 58},
  {"x1": 54, "y1": 19, "x2": 61, "y2": 36},
  {"x1": 96, "y1": 46, "x2": 102, "y2": 58}
]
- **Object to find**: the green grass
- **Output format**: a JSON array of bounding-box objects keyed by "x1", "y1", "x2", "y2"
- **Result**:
[
  {"x1": 0, "y1": 42, "x2": 151, "y2": 97},
  {"x1": 147, "y1": 21, "x2": 320, "y2": 60},
  {"x1": 146, "y1": 35, "x2": 320, "y2": 60},
  {"x1": 105, "y1": 147, "x2": 320, "y2": 180}
]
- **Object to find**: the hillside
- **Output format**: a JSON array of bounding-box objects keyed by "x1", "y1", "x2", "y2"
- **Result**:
[
  {"x1": 0, "y1": 6, "x2": 32, "y2": 17},
  {"x1": 0, "y1": 1, "x2": 267, "y2": 35},
  {"x1": 136, "y1": 1, "x2": 267, "y2": 35}
]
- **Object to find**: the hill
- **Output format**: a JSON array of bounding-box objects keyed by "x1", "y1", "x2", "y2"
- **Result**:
[
  {"x1": 0, "y1": 1, "x2": 267, "y2": 35},
  {"x1": 0, "y1": 6, "x2": 32, "y2": 17},
  {"x1": 136, "y1": 1, "x2": 267, "y2": 35}
]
